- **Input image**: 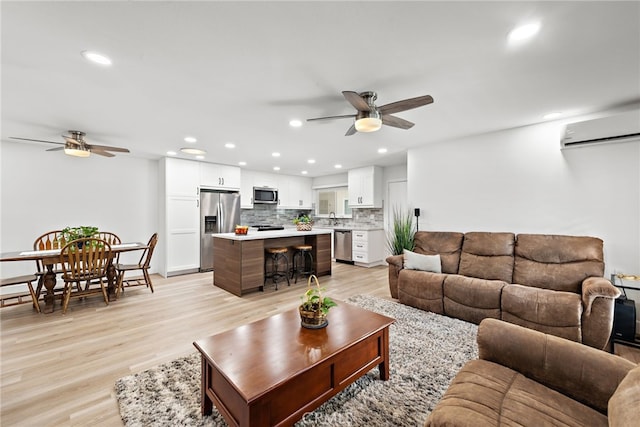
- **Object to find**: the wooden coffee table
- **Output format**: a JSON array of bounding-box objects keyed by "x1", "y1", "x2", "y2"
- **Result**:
[{"x1": 193, "y1": 301, "x2": 395, "y2": 427}]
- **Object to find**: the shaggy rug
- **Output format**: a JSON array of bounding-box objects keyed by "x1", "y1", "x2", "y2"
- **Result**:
[{"x1": 115, "y1": 295, "x2": 479, "y2": 426}]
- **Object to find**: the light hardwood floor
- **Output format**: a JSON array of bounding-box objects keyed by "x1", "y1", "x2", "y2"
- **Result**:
[
  {"x1": 2, "y1": 263, "x2": 638, "y2": 426},
  {"x1": 1, "y1": 262, "x2": 391, "y2": 426}
]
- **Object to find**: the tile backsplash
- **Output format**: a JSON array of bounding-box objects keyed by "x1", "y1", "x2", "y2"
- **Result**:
[{"x1": 240, "y1": 205, "x2": 384, "y2": 229}]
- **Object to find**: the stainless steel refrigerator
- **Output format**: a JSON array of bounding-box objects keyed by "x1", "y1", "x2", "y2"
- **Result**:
[{"x1": 200, "y1": 190, "x2": 241, "y2": 271}]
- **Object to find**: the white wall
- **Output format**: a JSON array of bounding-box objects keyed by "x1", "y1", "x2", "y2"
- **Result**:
[
  {"x1": 407, "y1": 117, "x2": 640, "y2": 278},
  {"x1": 0, "y1": 141, "x2": 159, "y2": 279}
]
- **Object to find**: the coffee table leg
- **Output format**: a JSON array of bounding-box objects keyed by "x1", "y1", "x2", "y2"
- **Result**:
[
  {"x1": 201, "y1": 356, "x2": 213, "y2": 416},
  {"x1": 379, "y1": 326, "x2": 391, "y2": 380}
]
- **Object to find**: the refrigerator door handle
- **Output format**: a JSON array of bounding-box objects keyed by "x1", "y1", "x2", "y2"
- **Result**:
[{"x1": 218, "y1": 202, "x2": 224, "y2": 233}]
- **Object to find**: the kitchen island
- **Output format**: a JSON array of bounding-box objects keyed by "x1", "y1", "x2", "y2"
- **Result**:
[{"x1": 212, "y1": 229, "x2": 332, "y2": 296}]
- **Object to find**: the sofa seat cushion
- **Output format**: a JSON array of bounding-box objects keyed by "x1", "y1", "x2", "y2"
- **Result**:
[
  {"x1": 398, "y1": 269, "x2": 445, "y2": 314},
  {"x1": 501, "y1": 284, "x2": 582, "y2": 342},
  {"x1": 426, "y1": 360, "x2": 608, "y2": 427},
  {"x1": 443, "y1": 275, "x2": 506, "y2": 324}
]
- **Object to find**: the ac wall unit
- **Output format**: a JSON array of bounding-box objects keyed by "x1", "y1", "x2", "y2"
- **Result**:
[{"x1": 561, "y1": 110, "x2": 640, "y2": 149}]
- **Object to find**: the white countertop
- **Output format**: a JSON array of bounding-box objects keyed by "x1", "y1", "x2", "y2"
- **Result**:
[{"x1": 212, "y1": 228, "x2": 332, "y2": 241}]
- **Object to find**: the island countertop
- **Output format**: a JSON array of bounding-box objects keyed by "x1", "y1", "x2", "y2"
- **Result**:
[{"x1": 212, "y1": 228, "x2": 332, "y2": 241}]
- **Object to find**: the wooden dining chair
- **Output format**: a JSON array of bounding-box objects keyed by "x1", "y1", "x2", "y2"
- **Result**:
[
  {"x1": 115, "y1": 233, "x2": 158, "y2": 298},
  {"x1": 33, "y1": 230, "x2": 66, "y2": 302},
  {"x1": 95, "y1": 231, "x2": 121, "y2": 262},
  {"x1": 59, "y1": 238, "x2": 112, "y2": 314}
]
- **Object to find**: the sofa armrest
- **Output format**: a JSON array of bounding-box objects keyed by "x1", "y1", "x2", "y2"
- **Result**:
[
  {"x1": 386, "y1": 254, "x2": 403, "y2": 268},
  {"x1": 582, "y1": 276, "x2": 621, "y2": 315},
  {"x1": 478, "y1": 318, "x2": 635, "y2": 414},
  {"x1": 386, "y1": 255, "x2": 404, "y2": 299}
]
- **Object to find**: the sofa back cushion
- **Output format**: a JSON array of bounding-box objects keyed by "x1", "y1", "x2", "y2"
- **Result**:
[
  {"x1": 413, "y1": 231, "x2": 464, "y2": 274},
  {"x1": 513, "y1": 234, "x2": 604, "y2": 293},
  {"x1": 458, "y1": 232, "x2": 515, "y2": 282}
]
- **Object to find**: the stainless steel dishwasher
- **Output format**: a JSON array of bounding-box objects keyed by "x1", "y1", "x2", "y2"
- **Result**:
[{"x1": 334, "y1": 229, "x2": 353, "y2": 262}]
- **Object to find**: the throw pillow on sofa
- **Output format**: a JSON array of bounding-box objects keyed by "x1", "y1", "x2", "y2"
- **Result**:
[{"x1": 403, "y1": 249, "x2": 442, "y2": 273}]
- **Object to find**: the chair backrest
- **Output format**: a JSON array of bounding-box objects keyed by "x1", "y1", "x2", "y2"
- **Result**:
[
  {"x1": 60, "y1": 238, "x2": 112, "y2": 281},
  {"x1": 96, "y1": 232, "x2": 121, "y2": 263},
  {"x1": 33, "y1": 230, "x2": 65, "y2": 273},
  {"x1": 139, "y1": 233, "x2": 158, "y2": 268}
]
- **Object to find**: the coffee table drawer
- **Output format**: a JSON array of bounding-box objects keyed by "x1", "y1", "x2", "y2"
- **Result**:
[{"x1": 335, "y1": 331, "x2": 383, "y2": 384}]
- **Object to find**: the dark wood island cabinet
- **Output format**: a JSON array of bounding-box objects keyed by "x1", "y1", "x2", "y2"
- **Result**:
[{"x1": 212, "y1": 229, "x2": 332, "y2": 296}]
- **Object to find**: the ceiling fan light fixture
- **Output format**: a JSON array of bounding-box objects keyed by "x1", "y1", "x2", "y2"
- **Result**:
[
  {"x1": 64, "y1": 146, "x2": 90, "y2": 158},
  {"x1": 355, "y1": 110, "x2": 382, "y2": 132}
]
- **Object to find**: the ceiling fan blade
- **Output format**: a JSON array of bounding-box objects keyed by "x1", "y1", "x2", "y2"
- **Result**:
[
  {"x1": 90, "y1": 149, "x2": 115, "y2": 157},
  {"x1": 307, "y1": 114, "x2": 356, "y2": 122},
  {"x1": 87, "y1": 144, "x2": 130, "y2": 153},
  {"x1": 9, "y1": 137, "x2": 63, "y2": 145},
  {"x1": 382, "y1": 114, "x2": 415, "y2": 130},
  {"x1": 378, "y1": 95, "x2": 434, "y2": 115},
  {"x1": 342, "y1": 91, "x2": 370, "y2": 111},
  {"x1": 63, "y1": 136, "x2": 81, "y2": 146},
  {"x1": 345, "y1": 124, "x2": 357, "y2": 136},
  {"x1": 46, "y1": 146, "x2": 65, "y2": 152}
]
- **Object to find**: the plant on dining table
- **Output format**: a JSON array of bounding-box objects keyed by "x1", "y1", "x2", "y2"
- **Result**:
[{"x1": 60, "y1": 226, "x2": 99, "y2": 245}]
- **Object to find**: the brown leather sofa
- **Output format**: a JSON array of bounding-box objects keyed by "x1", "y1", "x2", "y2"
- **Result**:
[
  {"x1": 386, "y1": 231, "x2": 621, "y2": 350},
  {"x1": 426, "y1": 319, "x2": 639, "y2": 427}
]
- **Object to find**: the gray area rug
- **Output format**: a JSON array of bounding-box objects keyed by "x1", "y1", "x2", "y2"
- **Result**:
[{"x1": 115, "y1": 295, "x2": 479, "y2": 426}]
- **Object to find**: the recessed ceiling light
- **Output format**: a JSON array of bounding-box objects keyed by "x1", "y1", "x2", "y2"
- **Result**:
[
  {"x1": 334, "y1": 164, "x2": 342, "y2": 169},
  {"x1": 508, "y1": 22, "x2": 541, "y2": 44},
  {"x1": 184, "y1": 136, "x2": 197, "y2": 143},
  {"x1": 543, "y1": 112, "x2": 563, "y2": 120},
  {"x1": 307, "y1": 159, "x2": 316, "y2": 164},
  {"x1": 225, "y1": 142, "x2": 236, "y2": 149},
  {"x1": 167, "y1": 151, "x2": 177, "y2": 156},
  {"x1": 272, "y1": 152, "x2": 281, "y2": 157},
  {"x1": 196, "y1": 155, "x2": 205, "y2": 160},
  {"x1": 180, "y1": 147, "x2": 207, "y2": 155},
  {"x1": 238, "y1": 161, "x2": 247, "y2": 166},
  {"x1": 378, "y1": 148, "x2": 388, "y2": 154},
  {"x1": 273, "y1": 166, "x2": 280, "y2": 171},
  {"x1": 301, "y1": 170, "x2": 308, "y2": 175},
  {"x1": 81, "y1": 50, "x2": 112, "y2": 66},
  {"x1": 289, "y1": 119, "x2": 303, "y2": 127}
]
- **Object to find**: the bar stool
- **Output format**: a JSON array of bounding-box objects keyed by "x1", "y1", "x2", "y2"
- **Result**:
[
  {"x1": 291, "y1": 244, "x2": 314, "y2": 284},
  {"x1": 264, "y1": 247, "x2": 290, "y2": 290}
]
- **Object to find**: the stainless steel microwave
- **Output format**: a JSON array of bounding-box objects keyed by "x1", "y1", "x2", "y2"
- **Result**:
[{"x1": 253, "y1": 187, "x2": 278, "y2": 204}]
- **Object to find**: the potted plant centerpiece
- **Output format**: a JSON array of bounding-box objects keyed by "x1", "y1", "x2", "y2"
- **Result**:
[
  {"x1": 293, "y1": 214, "x2": 313, "y2": 231},
  {"x1": 299, "y1": 275, "x2": 337, "y2": 329},
  {"x1": 60, "y1": 226, "x2": 99, "y2": 248}
]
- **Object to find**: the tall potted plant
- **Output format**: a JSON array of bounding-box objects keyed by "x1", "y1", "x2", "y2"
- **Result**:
[{"x1": 386, "y1": 206, "x2": 415, "y2": 255}]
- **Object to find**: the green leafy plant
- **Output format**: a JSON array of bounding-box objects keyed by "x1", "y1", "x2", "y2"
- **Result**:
[
  {"x1": 61, "y1": 226, "x2": 99, "y2": 243},
  {"x1": 293, "y1": 214, "x2": 313, "y2": 225},
  {"x1": 387, "y1": 206, "x2": 415, "y2": 255},
  {"x1": 300, "y1": 283, "x2": 337, "y2": 315}
]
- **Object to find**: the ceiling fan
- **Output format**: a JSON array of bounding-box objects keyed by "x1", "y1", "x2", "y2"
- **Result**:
[
  {"x1": 9, "y1": 130, "x2": 130, "y2": 158},
  {"x1": 307, "y1": 91, "x2": 434, "y2": 136}
]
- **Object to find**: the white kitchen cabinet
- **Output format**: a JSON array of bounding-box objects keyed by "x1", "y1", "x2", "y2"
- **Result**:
[
  {"x1": 252, "y1": 172, "x2": 278, "y2": 189},
  {"x1": 200, "y1": 162, "x2": 241, "y2": 190},
  {"x1": 240, "y1": 169, "x2": 255, "y2": 209},
  {"x1": 351, "y1": 229, "x2": 385, "y2": 267},
  {"x1": 348, "y1": 166, "x2": 383, "y2": 208},
  {"x1": 160, "y1": 157, "x2": 201, "y2": 276},
  {"x1": 165, "y1": 157, "x2": 200, "y2": 197},
  {"x1": 278, "y1": 175, "x2": 312, "y2": 209}
]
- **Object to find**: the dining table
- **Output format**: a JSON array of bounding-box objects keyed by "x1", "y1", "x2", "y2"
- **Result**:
[{"x1": 0, "y1": 242, "x2": 147, "y2": 313}]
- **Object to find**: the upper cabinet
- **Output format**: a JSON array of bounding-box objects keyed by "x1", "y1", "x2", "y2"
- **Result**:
[
  {"x1": 348, "y1": 166, "x2": 383, "y2": 208},
  {"x1": 165, "y1": 157, "x2": 200, "y2": 197},
  {"x1": 240, "y1": 169, "x2": 255, "y2": 209},
  {"x1": 278, "y1": 175, "x2": 312, "y2": 209},
  {"x1": 200, "y1": 163, "x2": 241, "y2": 190}
]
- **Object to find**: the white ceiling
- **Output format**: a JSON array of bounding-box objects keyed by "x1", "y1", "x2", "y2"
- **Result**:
[{"x1": 2, "y1": 1, "x2": 639, "y2": 177}]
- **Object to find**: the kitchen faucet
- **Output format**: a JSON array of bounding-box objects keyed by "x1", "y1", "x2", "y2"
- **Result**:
[{"x1": 329, "y1": 211, "x2": 338, "y2": 226}]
